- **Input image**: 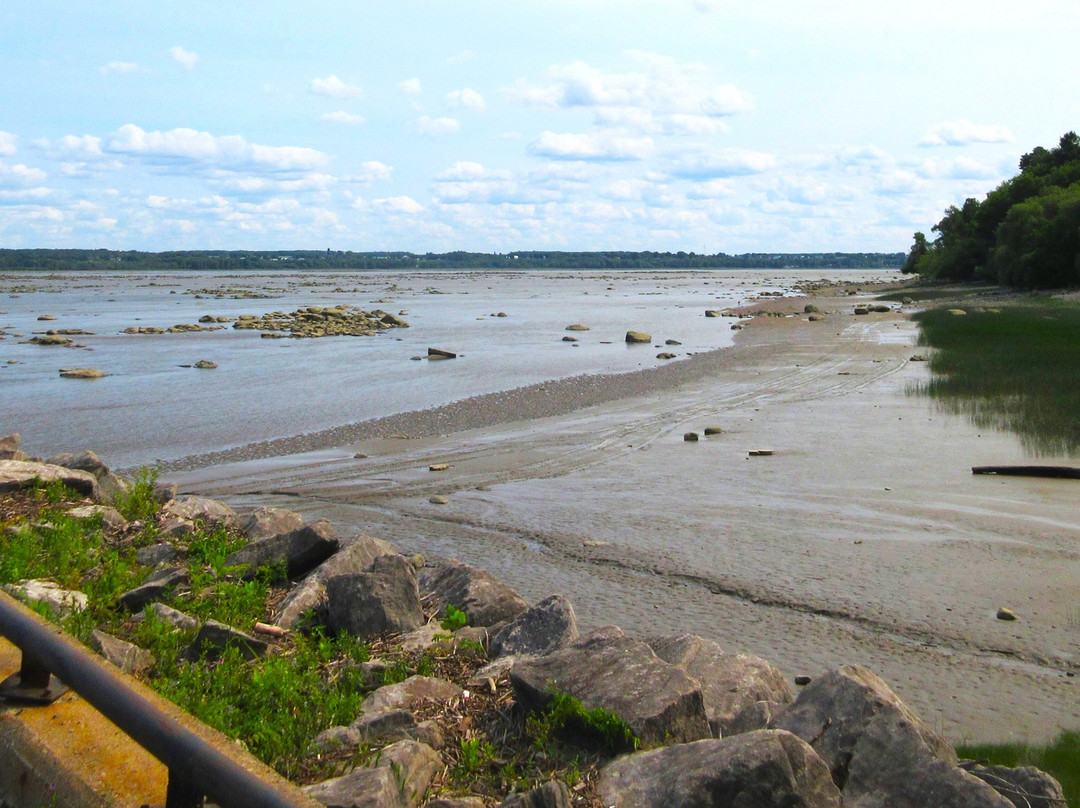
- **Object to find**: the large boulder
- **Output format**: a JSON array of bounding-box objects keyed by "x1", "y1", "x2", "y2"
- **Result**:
[
  {"x1": 274, "y1": 532, "x2": 397, "y2": 629},
  {"x1": 159, "y1": 496, "x2": 236, "y2": 530},
  {"x1": 183, "y1": 620, "x2": 269, "y2": 662},
  {"x1": 223, "y1": 519, "x2": 339, "y2": 580},
  {"x1": 46, "y1": 450, "x2": 127, "y2": 503},
  {"x1": 90, "y1": 630, "x2": 154, "y2": 676},
  {"x1": 490, "y1": 594, "x2": 579, "y2": 659},
  {"x1": 0, "y1": 460, "x2": 101, "y2": 500},
  {"x1": 645, "y1": 634, "x2": 793, "y2": 737},
  {"x1": 0, "y1": 434, "x2": 23, "y2": 460},
  {"x1": 598, "y1": 730, "x2": 841, "y2": 808},
  {"x1": 842, "y1": 709, "x2": 1012, "y2": 807},
  {"x1": 4, "y1": 579, "x2": 87, "y2": 615},
  {"x1": 968, "y1": 764, "x2": 1066, "y2": 808},
  {"x1": 237, "y1": 507, "x2": 304, "y2": 541},
  {"x1": 510, "y1": 630, "x2": 711, "y2": 747},
  {"x1": 420, "y1": 560, "x2": 527, "y2": 627},
  {"x1": 118, "y1": 566, "x2": 190, "y2": 612},
  {"x1": 769, "y1": 665, "x2": 956, "y2": 788},
  {"x1": 303, "y1": 740, "x2": 440, "y2": 808},
  {"x1": 327, "y1": 555, "x2": 425, "y2": 638}
]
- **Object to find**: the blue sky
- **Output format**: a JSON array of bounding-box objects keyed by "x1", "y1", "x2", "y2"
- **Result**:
[{"x1": 1, "y1": 0, "x2": 1078, "y2": 253}]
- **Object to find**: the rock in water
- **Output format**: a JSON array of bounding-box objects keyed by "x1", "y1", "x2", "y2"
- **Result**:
[{"x1": 625, "y1": 330, "x2": 652, "y2": 343}]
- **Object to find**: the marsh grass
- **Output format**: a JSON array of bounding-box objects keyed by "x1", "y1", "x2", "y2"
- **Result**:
[
  {"x1": 958, "y1": 731, "x2": 1079, "y2": 806},
  {"x1": 911, "y1": 302, "x2": 1080, "y2": 456}
]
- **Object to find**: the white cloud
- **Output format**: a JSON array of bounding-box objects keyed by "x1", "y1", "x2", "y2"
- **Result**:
[
  {"x1": 446, "y1": 87, "x2": 486, "y2": 112},
  {"x1": 214, "y1": 173, "x2": 336, "y2": 195},
  {"x1": 376, "y1": 196, "x2": 424, "y2": 214},
  {"x1": 100, "y1": 61, "x2": 144, "y2": 75},
  {"x1": 310, "y1": 75, "x2": 363, "y2": 99},
  {"x1": 0, "y1": 132, "x2": 17, "y2": 156},
  {"x1": 399, "y1": 77, "x2": 422, "y2": 95},
  {"x1": 685, "y1": 178, "x2": 736, "y2": 199},
  {"x1": 343, "y1": 161, "x2": 394, "y2": 183},
  {"x1": 447, "y1": 50, "x2": 474, "y2": 65},
  {"x1": 0, "y1": 160, "x2": 47, "y2": 188},
  {"x1": 435, "y1": 161, "x2": 508, "y2": 182},
  {"x1": 509, "y1": 56, "x2": 752, "y2": 118},
  {"x1": 417, "y1": 116, "x2": 460, "y2": 135},
  {"x1": 39, "y1": 135, "x2": 105, "y2": 160},
  {"x1": 107, "y1": 125, "x2": 330, "y2": 172},
  {"x1": 668, "y1": 149, "x2": 776, "y2": 178},
  {"x1": 320, "y1": 111, "x2": 366, "y2": 125},
  {"x1": 919, "y1": 119, "x2": 1013, "y2": 147},
  {"x1": 916, "y1": 156, "x2": 1001, "y2": 180},
  {"x1": 528, "y1": 131, "x2": 654, "y2": 161},
  {"x1": 170, "y1": 46, "x2": 199, "y2": 71}
]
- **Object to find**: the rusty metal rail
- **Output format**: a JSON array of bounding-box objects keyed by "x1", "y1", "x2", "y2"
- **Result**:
[{"x1": 0, "y1": 590, "x2": 314, "y2": 808}]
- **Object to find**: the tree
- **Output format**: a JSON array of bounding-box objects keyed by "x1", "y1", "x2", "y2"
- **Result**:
[{"x1": 902, "y1": 231, "x2": 929, "y2": 274}]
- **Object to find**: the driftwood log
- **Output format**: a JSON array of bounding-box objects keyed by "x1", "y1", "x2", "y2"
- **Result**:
[{"x1": 972, "y1": 466, "x2": 1080, "y2": 479}]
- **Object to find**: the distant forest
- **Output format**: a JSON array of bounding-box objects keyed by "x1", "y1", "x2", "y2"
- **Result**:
[
  {"x1": 903, "y1": 131, "x2": 1080, "y2": 288},
  {"x1": 0, "y1": 249, "x2": 904, "y2": 272}
]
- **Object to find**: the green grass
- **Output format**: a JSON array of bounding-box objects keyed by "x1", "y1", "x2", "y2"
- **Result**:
[
  {"x1": 911, "y1": 302, "x2": 1080, "y2": 456},
  {"x1": 527, "y1": 689, "x2": 639, "y2": 755},
  {"x1": 958, "y1": 731, "x2": 1079, "y2": 806}
]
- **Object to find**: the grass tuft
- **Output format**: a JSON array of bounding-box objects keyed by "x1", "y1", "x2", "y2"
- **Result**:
[{"x1": 958, "y1": 731, "x2": 1079, "y2": 807}]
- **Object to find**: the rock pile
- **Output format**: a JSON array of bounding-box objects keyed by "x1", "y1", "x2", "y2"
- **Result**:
[
  {"x1": 232, "y1": 306, "x2": 409, "y2": 338},
  {"x1": 0, "y1": 436, "x2": 1066, "y2": 808}
]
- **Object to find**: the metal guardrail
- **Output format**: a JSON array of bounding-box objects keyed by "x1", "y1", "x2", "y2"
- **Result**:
[{"x1": 0, "y1": 590, "x2": 314, "y2": 808}]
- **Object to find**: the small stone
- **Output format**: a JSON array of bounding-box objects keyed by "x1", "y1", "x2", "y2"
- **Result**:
[
  {"x1": 429, "y1": 463, "x2": 451, "y2": 471},
  {"x1": 657, "y1": 352, "x2": 677, "y2": 359},
  {"x1": 428, "y1": 347, "x2": 457, "y2": 359},
  {"x1": 625, "y1": 330, "x2": 652, "y2": 343},
  {"x1": 794, "y1": 675, "x2": 812, "y2": 686},
  {"x1": 562, "y1": 335, "x2": 578, "y2": 342},
  {"x1": 703, "y1": 426, "x2": 723, "y2": 436},
  {"x1": 683, "y1": 432, "x2": 699, "y2": 442},
  {"x1": 910, "y1": 354, "x2": 929, "y2": 362},
  {"x1": 353, "y1": 452, "x2": 368, "y2": 459},
  {"x1": 748, "y1": 449, "x2": 774, "y2": 456},
  {"x1": 996, "y1": 607, "x2": 1017, "y2": 621},
  {"x1": 58, "y1": 367, "x2": 106, "y2": 378},
  {"x1": 429, "y1": 495, "x2": 448, "y2": 505},
  {"x1": 565, "y1": 324, "x2": 590, "y2": 331},
  {"x1": 193, "y1": 360, "x2": 218, "y2": 369},
  {"x1": 705, "y1": 310, "x2": 720, "y2": 318}
]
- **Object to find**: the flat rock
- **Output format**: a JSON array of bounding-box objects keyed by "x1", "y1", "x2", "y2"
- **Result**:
[
  {"x1": 90, "y1": 630, "x2": 154, "y2": 676},
  {"x1": 58, "y1": 368, "x2": 106, "y2": 378},
  {"x1": 136, "y1": 542, "x2": 181, "y2": 567},
  {"x1": 67, "y1": 504, "x2": 127, "y2": 531},
  {"x1": 148, "y1": 602, "x2": 199, "y2": 630},
  {"x1": 0, "y1": 460, "x2": 101, "y2": 500},
  {"x1": 4, "y1": 579, "x2": 87, "y2": 614},
  {"x1": 348, "y1": 709, "x2": 420, "y2": 744},
  {"x1": 420, "y1": 560, "x2": 527, "y2": 627},
  {"x1": 238, "y1": 507, "x2": 304, "y2": 541},
  {"x1": 326, "y1": 554, "x2": 425, "y2": 639},
  {"x1": 119, "y1": 566, "x2": 190, "y2": 612},
  {"x1": 184, "y1": 619, "x2": 269, "y2": 662},
  {"x1": 646, "y1": 634, "x2": 793, "y2": 737},
  {"x1": 490, "y1": 594, "x2": 579, "y2": 659},
  {"x1": 361, "y1": 675, "x2": 463, "y2": 715},
  {"x1": 304, "y1": 740, "x2": 440, "y2": 808},
  {"x1": 769, "y1": 664, "x2": 956, "y2": 789},
  {"x1": 274, "y1": 533, "x2": 397, "y2": 629},
  {"x1": 224, "y1": 519, "x2": 340, "y2": 580},
  {"x1": 599, "y1": 730, "x2": 841, "y2": 808},
  {"x1": 510, "y1": 632, "x2": 711, "y2": 747}
]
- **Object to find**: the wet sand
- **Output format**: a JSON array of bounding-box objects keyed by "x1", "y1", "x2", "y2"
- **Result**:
[{"x1": 172, "y1": 287, "x2": 1080, "y2": 745}]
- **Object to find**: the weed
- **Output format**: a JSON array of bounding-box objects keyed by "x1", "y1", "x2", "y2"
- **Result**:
[
  {"x1": 440, "y1": 604, "x2": 468, "y2": 632},
  {"x1": 115, "y1": 467, "x2": 160, "y2": 522},
  {"x1": 528, "y1": 689, "x2": 639, "y2": 755},
  {"x1": 958, "y1": 731, "x2": 1079, "y2": 807},
  {"x1": 452, "y1": 736, "x2": 495, "y2": 781}
]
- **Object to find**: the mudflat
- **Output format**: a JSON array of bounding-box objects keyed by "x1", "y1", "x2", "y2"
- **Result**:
[{"x1": 173, "y1": 285, "x2": 1080, "y2": 745}]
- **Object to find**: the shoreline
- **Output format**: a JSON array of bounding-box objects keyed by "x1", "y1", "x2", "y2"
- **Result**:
[{"x1": 171, "y1": 283, "x2": 1080, "y2": 745}]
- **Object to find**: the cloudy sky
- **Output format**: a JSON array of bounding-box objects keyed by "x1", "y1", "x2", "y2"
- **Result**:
[{"x1": 2, "y1": 0, "x2": 1078, "y2": 253}]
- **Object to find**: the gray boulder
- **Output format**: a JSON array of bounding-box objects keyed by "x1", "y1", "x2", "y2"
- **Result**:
[
  {"x1": 510, "y1": 632, "x2": 710, "y2": 747},
  {"x1": 420, "y1": 560, "x2": 527, "y2": 627},
  {"x1": 498, "y1": 780, "x2": 571, "y2": 808},
  {"x1": 490, "y1": 594, "x2": 579, "y2": 658},
  {"x1": 646, "y1": 634, "x2": 793, "y2": 737},
  {"x1": 183, "y1": 620, "x2": 269, "y2": 662},
  {"x1": 136, "y1": 542, "x2": 180, "y2": 567},
  {"x1": 361, "y1": 676, "x2": 463, "y2": 715},
  {"x1": 223, "y1": 519, "x2": 340, "y2": 580},
  {"x1": 327, "y1": 555, "x2": 425, "y2": 638},
  {"x1": 0, "y1": 433, "x2": 22, "y2": 460},
  {"x1": 67, "y1": 504, "x2": 127, "y2": 531},
  {"x1": 4, "y1": 579, "x2": 87, "y2": 614},
  {"x1": 159, "y1": 496, "x2": 236, "y2": 529},
  {"x1": 152, "y1": 481, "x2": 178, "y2": 504},
  {"x1": 599, "y1": 730, "x2": 841, "y2": 808},
  {"x1": 843, "y1": 709, "x2": 1012, "y2": 807},
  {"x1": 275, "y1": 533, "x2": 397, "y2": 629},
  {"x1": 119, "y1": 566, "x2": 190, "y2": 612},
  {"x1": 303, "y1": 740, "x2": 439, "y2": 808},
  {"x1": 45, "y1": 450, "x2": 128, "y2": 503},
  {"x1": 770, "y1": 664, "x2": 956, "y2": 788},
  {"x1": 968, "y1": 764, "x2": 1066, "y2": 808},
  {"x1": 0, "y1": 459, "x2": 101, "y2": 500},
  {"x1": 238, "y1": 507, "x2": 304, "y2": 541},
  {"x1": 148, "y1": 602, "x2": 199, "y2": 630},
  {"x1": 90, "y1": 630, "x2": 154, "y2": 676}
]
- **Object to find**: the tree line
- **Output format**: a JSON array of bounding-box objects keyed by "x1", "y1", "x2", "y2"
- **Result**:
[
  {"x1": 903, "y1": 131, "x2": 1080, "y2": 288},
  {"x1": 0, "y1": 249, "x2": 904, "y2": 272}
]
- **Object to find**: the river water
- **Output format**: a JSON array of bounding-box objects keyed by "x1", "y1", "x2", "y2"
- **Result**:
[{"x1": 1, "y1": 268, "x2": 891, "y2": 467}]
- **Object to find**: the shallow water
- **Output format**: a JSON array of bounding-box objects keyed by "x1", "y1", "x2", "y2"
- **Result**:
[{"x1": 1, "y1": 268, "x2": 890, "y2": 467}]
